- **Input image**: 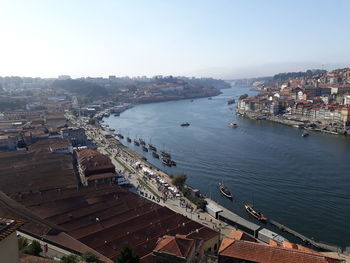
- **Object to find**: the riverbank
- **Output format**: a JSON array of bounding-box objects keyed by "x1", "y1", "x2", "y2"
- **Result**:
[
  {"x1": 84, "y1": 123, "x2": 235, "y2": 237},
  {"x1": 236, "y1": 109, "x2": 348, "y2": 136},
  {"x1": 99, "y1": 87, "x2": 350, "y2": 249},
  {"x1": 85, "y1": 120, "x2": 349, "y2": 253}
]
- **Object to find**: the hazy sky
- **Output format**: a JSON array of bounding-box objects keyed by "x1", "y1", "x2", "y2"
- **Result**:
[{"x1": 1, "y1": 0, "x2": 349, "y2": 79}]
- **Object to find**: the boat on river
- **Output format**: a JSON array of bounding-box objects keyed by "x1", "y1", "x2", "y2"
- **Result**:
[
  {"x1": 139, "y1": 139, "x2": 146, "y2": 145},
  {"x1": 134, "y1": 140, "x2": 140, "y2": 146},
  {"x1": 152, "y1": 152, "x2": 159, "y2": 159},
  {"x1": 302, "y1": 132, "x2": 309, "y2": 137},
  {"x1": 142, "y1": 146, "x2": 148, "y2": 152},
  {"x1": 244, "y1": 204, "x2": 267, "y2": 221},
  {"x1": 161, "y1": 151, "x2": 171, "y2": 158},
  {"x1": 219, "y1": 183, "x2": 232, "y2": 199},
  {"x1": 162, "y1": 157, "x2": 172, "y2": 166},
  {"x1": 181, "y1": 122, "x2": 190, "y2": 127},
  {"x1": 149, "y1": 144, "x2": 157, "y2": 151},
  {"x1": 228, "y1": 123, "x2": 238, "y2": 128},
  {"x1": 227, "y1": 99, "x2": 235, "y2": 105},
  {"x1": 127, "y1": 137, "x2": 132, "y2": 143}
]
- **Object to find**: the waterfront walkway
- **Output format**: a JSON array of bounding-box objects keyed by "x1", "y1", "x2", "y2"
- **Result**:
[{"x1": 85, "y1": 125, "x2": 234, "y2": 237}]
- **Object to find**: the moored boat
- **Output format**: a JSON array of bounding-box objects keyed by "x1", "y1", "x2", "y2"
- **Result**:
[
  {"x1": 227, "y1": 99, "x2": 235, "y2": 105},
  {"x1": 244, "y1": 204, "x2": 267, "y2": 221},
  {"x1": 116, "y1": 133, "x2": 124, "y2": 139},
  {"x1": 302, "y1": 132, "x2": 309, "y2": 137},
  {"x1": 161, "y1": 151, "x2": 171, "y2": 158},
  {"x1": 180, "y1": 122, "x2": 190, "y2": 127},
  {"x1": 219, "y1": 183, "x2": 232, "y2": 199},
  {"x1": 228, "y1": 123, "x2": 238, "y2": 128},
  {"x1": 142, "y1": 146, "x2": 148, "y2": 152},
  {"x1": 134, "y1": 140, "x2": 140, "y2": 146},
  {"x1": 152, "y1": 152, "x2": 159, "y2": 159},
  {"x1": 149, "y1": 144, "x2": 157, "y2": 151},
  {"x1": 139, "y1": 139, "x2": 146, "y2": 145},
  {"x1": 127, "y1": 137, "x2": 132, "y2": 143},
  {"x1": 161, "y1": 157, "x2": 172, "y2": 166}
]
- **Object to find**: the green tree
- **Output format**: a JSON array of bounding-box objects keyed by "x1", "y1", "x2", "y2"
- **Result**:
[
  {"x1": 116, "y1": 246, "x2": 139, "y2": 263},
  {"x1": 61, "y1": 254, "x2": 79, "y2": 263},
  {"x1": 88, "y1": 118, "x2": 96, "y2": 125},
  {"x1": 172, "y1": 173, "x2": 187, "y2": 188},
  {"x1": 81, "y1": 251, "x2": 99, "y2": 262},
  {"x1": 239, "y1": 94, "x2": 248, "y2": 100},
  {"x1": 24, "y1": 240, "x2": 42, "y2": 256},
  {"x1": 196, "y1": 199, "x2": 208, "y2": 210},
  {"x1": 18, "y1": 237, "x2": 28, "y2": 251}
]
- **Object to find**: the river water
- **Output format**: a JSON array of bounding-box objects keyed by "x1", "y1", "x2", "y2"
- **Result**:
[{"x1": 104, "y1": 87, "x2": 350, "y2": 247}]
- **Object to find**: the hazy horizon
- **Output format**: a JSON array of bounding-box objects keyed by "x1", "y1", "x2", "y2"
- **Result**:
[{"x1": 1, "y1": 0, "x2": 349, "y2": 79}]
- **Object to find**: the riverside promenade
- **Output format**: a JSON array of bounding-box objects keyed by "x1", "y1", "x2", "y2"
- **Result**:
[{"x1": 84, "y1": 124, "x2": 235, "y2": 237}]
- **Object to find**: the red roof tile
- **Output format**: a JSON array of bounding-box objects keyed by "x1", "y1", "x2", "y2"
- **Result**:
[
  {"x1": 219, "y1": 239, "x2": 345, "y2": 263},
  {"x1": 154, "y1": 235, "x2": 194, "y2": 258}
]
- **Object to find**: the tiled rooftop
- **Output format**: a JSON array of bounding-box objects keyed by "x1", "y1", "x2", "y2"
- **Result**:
[
  {"x1": 11, "y1": 184, "x2": 217, "y2": 260},
  {"x1": 219, "y1": 237, "x2": 345, "y2": 263},
  {"x1": 0, "y1": 217, "x2": 25, "y2": 242}
]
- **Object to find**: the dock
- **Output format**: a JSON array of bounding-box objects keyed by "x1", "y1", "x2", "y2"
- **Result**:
[{"x1": 269, "y1": 219, "x2": 342, "y2": 252}]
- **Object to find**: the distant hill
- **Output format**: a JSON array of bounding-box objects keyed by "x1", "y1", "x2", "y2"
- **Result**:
[
  {"x1": 179, "y1": 77, "x2": 231, "y2": 89},
  {"x1": 52, "y1": 79, "x2": 108, "y2": 101},
  {"x1": 229, "y1": 76, "x2": 272, "y2": 87},
  {"x1": 272, "y1": 69, "x2": 327, "y2": 82}
]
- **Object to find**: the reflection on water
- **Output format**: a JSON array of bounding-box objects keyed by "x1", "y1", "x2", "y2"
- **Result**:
[{"x1": 105, "y1": 87, "x2": 350, "y2": 247}]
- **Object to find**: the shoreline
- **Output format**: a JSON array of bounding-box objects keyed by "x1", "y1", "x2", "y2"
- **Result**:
[
  {"x1": 97, "y1": 91, "x2": 223, "y2": 120},
  {"x1": 85, "y1": 121, "x2": 344, "y2": 252},
  {"x1": 236, "y1": 109, "x2": 348, "y2": 136}
]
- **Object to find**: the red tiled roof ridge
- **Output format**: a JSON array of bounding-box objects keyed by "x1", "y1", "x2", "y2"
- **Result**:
[
  {"x1": 154, "y1": 235, "x2": 195, "y2": 258},
  {"x1": 220, "y1": 239, "x2": 344, "y2": 263}
]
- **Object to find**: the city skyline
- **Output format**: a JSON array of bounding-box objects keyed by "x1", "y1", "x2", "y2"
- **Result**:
[{"x1": 1, "y1": 0, "x2": 350, "y2": 79}]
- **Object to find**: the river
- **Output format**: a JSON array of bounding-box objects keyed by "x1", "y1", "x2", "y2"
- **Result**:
[{"x1": 104, "y1": 86, "x2": 350, "y2": 248}]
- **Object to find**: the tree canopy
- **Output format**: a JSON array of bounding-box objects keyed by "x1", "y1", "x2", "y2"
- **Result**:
[
  {"x1": 24, "y1": 240, "x2": 42, "y2": 256},
  {"x1": 116, "y1": 246, "x2": 139, "y2": 263},
  {"x1": 172, "y1": 173, "x2": 187, "y2": 187}
]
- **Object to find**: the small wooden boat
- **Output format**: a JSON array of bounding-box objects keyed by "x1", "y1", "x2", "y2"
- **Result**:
[
  {"x1": 219, "y1": 183, "x2": 232, "y2": 199},
  {"x1": 152, "y1": 152, "x2": 159, "y2": 159},
  {"x1": 244, "y1": 204, "x2": 267, "y2": 221},
  {"x1": 228, "y1": 123, "x2": 238, "y2": 128}
]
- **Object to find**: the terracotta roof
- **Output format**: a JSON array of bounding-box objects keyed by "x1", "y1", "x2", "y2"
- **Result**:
[
  {"x1": 186, "y1": 226, "x2": 219, "y2": 241},
  {"x1": 228, "y1": 229, "x2": 257, "y2": 242},
  {"x1": 48, "y1": 138, "x2": 71, "y2": 149},
  {"x1": 0, "y1": 217, "x2": 25, "y2": 241},
  {"x1": 44, "y1": 232, "x2": 113, "y2": 263},
  {"x1": 154, "y1": 235, "x2": 195, "y2": 259},
  {"x1": 269, "y1": 240, "x2": 323, "y2": 256},
  {"x1": 140, "y1": 253, "x2": 156, "y2": 263},
  {"x1": 219, "y1": 239, "x2": 345, "y2": 263},
  {"x1": 87, "y1": 172, "x2": 116, "y2": 181},
  {"x1": 7, "y1": 184, "x2": 216, "y2": 260},
  {"x1": 76, "y1": 148, "x2": 115, "y2": 174}
]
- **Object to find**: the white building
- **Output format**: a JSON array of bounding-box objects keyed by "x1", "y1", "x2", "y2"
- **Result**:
[{"x1": 0, "y1": 218, "x2": 24, "y2": 263}]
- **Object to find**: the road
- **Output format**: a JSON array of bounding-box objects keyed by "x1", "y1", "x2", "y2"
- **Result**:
[{"x1": 82, "y1": 123, "x2": 234, "y2": 236}]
